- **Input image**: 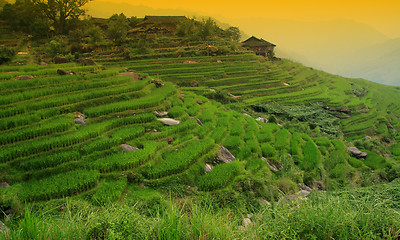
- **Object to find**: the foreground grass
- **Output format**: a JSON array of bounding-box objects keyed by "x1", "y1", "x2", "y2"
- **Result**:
[{"x1": 2, "y1": 179, "x2": 399, "y2": 240}]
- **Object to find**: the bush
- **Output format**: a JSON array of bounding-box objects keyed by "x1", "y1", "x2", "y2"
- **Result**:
[{"x1": 0, "y1": 46, "x2": 16, "y2": 64}]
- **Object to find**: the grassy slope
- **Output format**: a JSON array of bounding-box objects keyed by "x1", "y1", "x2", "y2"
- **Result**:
[{"x1": 0, "y1": 32, "x2": 400, "y2": 238}]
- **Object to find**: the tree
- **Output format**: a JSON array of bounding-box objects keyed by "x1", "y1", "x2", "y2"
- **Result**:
[
  {"x1": 198, "y1": 18, "x2": 218, "y2": 40},
  {"x1": 107, "y1": 13, "x2": 128, "y2": 45},
  {"x1": 32, "y1": 0, "x2": 91, "y2": 34},
  {"x1": 226, "y1": 26, "x2": 241, "y2": 42},
  {"x1": 0, "y1": 0, "x2": 48, "y2": 36}
]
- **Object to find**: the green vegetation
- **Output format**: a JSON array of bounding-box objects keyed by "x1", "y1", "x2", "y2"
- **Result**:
[{"x1": 0, "y1": 8, "x2": 399, "y2": 239}]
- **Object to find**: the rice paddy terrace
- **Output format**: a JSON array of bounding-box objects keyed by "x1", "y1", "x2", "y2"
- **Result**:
[{"x1": 1, "y1": 48, "x2": 400, "y2": 208}]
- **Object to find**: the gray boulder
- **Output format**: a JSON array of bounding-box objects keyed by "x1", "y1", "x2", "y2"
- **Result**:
[
  {"x1": 347, "y1": 147, "x2": 367, "y2": 159},
  {"x1": 157, "y1": 118, "x2": 181, "y2": 126},
  {"x1": 216, "y1": 146, "x2": 236, "y2": 163},
  {"x1": 121, "y1": 144, "x2": 139, "y2": 152},
  {"x1": 74, "y1": 118, "x2": 86, "y2": 125},
  {"x1": 15, "y1": 75, "x2": 34, "y2": 80}
]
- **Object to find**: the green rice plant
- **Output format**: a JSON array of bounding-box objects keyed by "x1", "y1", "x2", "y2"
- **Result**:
[
  {"x1": 19, "y1": 151, "x2": 81, "y2": 170},
  {"x1": 246, "y1": 158, "x2": 263, "y2": 172},
  {"x1": 84, "y1": 83, "x2": 176, "y2": 117},
  {"x1": 197, "y1": 162, "x2": 240, "y2": 191},
  {"x1": 300, "y1": 140, "x2": 320, "y2": 171},
  {"x1": 230, "y1": 119, "x2": 245, "y2": 136},
  {"x1": 145, "y1": 138, "x2": 214, "y2": 179},
  {"x1": 80, "y1": 126, "x2": 145, "y2": 154},
  {"x1": 90, "y1": 178, "x2": 127, "y2": 206},
  {"x1": 92, "y1": 142, "x2": 165, "y2": 173},
  {"x1": 363, "y1": 151, "x2": 388, "y2": 170},
  {"x1": 0, "y1": 121, "x2": 112, "y2": 162},
  {"x1": 19, "y1": 169, "x2": 100, "y2": 201},
  {"x1": 390, "y1": 143, "x2": 400, "y2": 156},
  {"x1": 0, "y1": 116, "x2": 73, "y2": 145},
  {"x1": 0, "y1": 80, "x2": 150, "y2": 118},
  {"x1": 167, "y1": 106, "x2": 186, "y2": 118},
  {"x1": 146, "y1": 119, "x2": 198, "y2": 140},
  {"x1": 274, "y1": 129, "x2": 291, "y2": 151},
  {"x1": 223, "y1": 135, "x2": 241, "y2": 150},
  {"x1": 261, "y1": 142, "x2": 277, "y2": 159},
  {"x1": 0, "y1": 75, "x2": 132, "y2": 105}
]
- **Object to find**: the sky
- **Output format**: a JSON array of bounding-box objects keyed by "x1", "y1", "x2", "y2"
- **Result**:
[{"x1": 101, "y1": 0, "x2": 400, "y2": 38}]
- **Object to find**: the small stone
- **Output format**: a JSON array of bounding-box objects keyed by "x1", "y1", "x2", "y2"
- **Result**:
[
  {"x1": 15, "y1": 75, "x2": 34, "y2": 80},
  {"x1": 153, "y1": 111, "x2": 168, "y2": 117},
  {"x1": 190, "y1": 117, "x2": 203, "y2": 126},
  {"x1": 256, "y1": 117, "x2": 268, "y2": 123},
  {"x1": 242, "y1": 218, "x2": 252, "y2": 228},
  {"x1": 205, "y1": 164, "x2": 214, "y2": 173},
  {"x1": 257, "y1": 199, "x2": 271, "y2": 206}
]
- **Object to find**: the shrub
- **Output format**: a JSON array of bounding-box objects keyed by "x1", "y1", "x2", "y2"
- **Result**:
[{"x1": 0, "y1": 46, "x2": 16, "y2": 64}]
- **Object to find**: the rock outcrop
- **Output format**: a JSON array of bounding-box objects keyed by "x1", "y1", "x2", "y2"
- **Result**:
[
  {"x1": 347, "y1": 147, "x2": 368, "y2": 159},
  {"x1": 74, "y1": 118, "x2": 86, "y2": 125},
  {"x1": 215, "y1": 146, "x2": 236, "y2": 163},
  {"x1": 15, "y1": 75, "x2": 34, "y2": 80},
  {"x1": 121, "y1": 144, "x2": 139, "y2": 152}
]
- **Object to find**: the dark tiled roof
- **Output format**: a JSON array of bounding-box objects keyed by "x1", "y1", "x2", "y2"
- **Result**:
[{"x1": 242, "y1": 36, "x2": 276, "y2": 47}]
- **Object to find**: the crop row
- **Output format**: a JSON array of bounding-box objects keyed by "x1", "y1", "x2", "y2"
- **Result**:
[
  {"x1": 1, "y1": 112, "x2": 157, "y2": 162},
  {"x1": 144, "y1": 138, "x2": 214, "y2": 179},
  {"x1": 0, "y1": 70, "x2": 119, "y2": 93},
  {"x1": 0, "y1": 108, "x2": 59, "y2": 131},
  {"x1": 90, "y1": 178, "x2": 127, "y2": 205},
  {"x1": 91, "y1": 142, "x2": 165, "y2": 173},
  {"x1": 0, "y1": 80, "x2": 149, "y2": 118},
  {"x1": 0, "y1": 65, "x2": 99, "y2": 80},
  {"x1": 19, "y1": 169, "x2": 100, "y2": 201},
  {"x1": 0, "y1": 75, "x2": 131, "y2": 105},
  {"x1": 80, "y1": 126, "x2": 145, "y2": 154},
  {"x1": 84, "y1": 83, "x2": 176, "y2": 117},
  {"x1": 0, "y1": 121, "x2": 111, "y2": 162},
  {"x1": 0, "y1": 116, "x2": 73, "y2": 145},
  {"x1": 197, "y1": 162, "x2": 240, "y2": 191},
  {"x1": 19, "y1": 151, "x2": 81, "y2": 170}
]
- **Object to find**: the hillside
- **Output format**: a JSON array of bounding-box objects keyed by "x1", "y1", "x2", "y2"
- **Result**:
[{"x1": 0, "y1": 15, "x2": 399, "y2": 239}]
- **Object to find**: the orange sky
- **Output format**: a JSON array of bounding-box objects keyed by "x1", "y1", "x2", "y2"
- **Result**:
[{"x1": 103, "y1": 0, "x2": 400, "y2": 38}]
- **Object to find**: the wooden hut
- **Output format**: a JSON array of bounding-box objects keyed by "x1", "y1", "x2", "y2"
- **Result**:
[{"x1": 242, "y1": 36, "x2": 276, "y2": 59}]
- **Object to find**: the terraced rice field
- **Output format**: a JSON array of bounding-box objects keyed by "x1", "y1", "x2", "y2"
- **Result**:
[{"x1": 1, "y1": 49, "x2": 399, "y2": 203}]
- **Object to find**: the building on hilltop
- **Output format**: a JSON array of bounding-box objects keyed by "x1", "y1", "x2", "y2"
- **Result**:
[{"x1": 242, "y1": 36, "x2": 277, "y2": 59}]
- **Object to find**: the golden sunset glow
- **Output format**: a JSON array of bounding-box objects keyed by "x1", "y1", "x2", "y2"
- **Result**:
[{"x1": 92, "y1": 0, "x2": 400, "y2": 37}]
